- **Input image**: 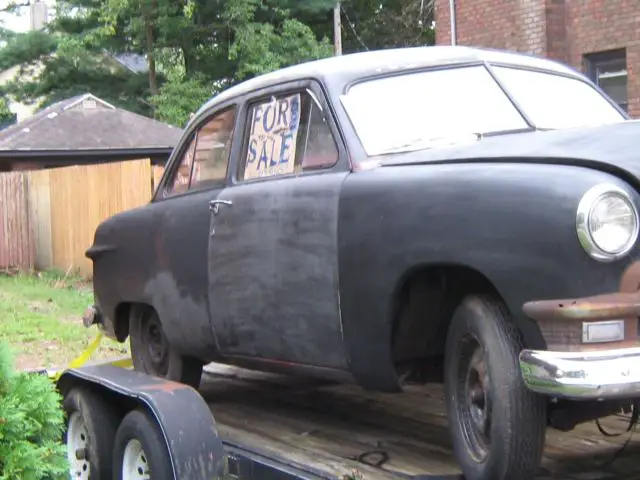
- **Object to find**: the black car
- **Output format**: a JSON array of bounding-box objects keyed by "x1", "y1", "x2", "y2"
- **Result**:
[{"x1": 84, "y1": 45, "x2": 640, "y2": 480}]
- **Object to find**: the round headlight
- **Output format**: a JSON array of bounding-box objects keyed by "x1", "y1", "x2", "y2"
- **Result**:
[{"x1": 577, "y1": 183, "x2": 639, "y2": 262}]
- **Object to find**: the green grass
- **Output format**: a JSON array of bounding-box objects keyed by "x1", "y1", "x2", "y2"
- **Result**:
[{"x1": 0, "y1": 269, "x2": 129, "y2": 370}]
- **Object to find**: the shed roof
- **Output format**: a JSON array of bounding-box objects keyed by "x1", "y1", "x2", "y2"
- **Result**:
[{"x1": 0, "y1": 93, "x2": 182, "y2": 153}]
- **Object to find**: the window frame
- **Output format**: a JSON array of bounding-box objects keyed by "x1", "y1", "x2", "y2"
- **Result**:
[
  {"x1": 153, "y1": 103, "x2": 239, "y2": 202},
  {"x1": 231, "y1": 79, "x2": 348, "y2": 187},
  {"x1": 584, "y1": 48, "x2": 628, "y2": 113}
]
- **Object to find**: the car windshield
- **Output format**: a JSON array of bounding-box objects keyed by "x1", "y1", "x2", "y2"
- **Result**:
[{"x1": 340, "y1": 64, "x2": 626, "y2": 157}]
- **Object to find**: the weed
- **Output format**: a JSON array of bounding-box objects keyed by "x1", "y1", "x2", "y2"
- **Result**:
[{"x1": 0, "y1": 270, "x2": 129, "y2": 370}]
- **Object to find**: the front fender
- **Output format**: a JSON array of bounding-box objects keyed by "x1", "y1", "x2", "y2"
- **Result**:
[{"x1": 337, "y1": 161, "x2": 640, "y2": 391}]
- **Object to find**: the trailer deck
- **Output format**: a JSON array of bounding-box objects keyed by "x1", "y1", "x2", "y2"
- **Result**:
[{"x1": 200, "y1": 363, "x2": 640, "y2": 480}]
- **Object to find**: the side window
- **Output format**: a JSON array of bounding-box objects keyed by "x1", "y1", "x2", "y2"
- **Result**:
[
  {"x1": 301, "y1": 98, "x2": 339, "y2": 170},
  {"x1": 191, "y1": 108, "x2": 236, "y2": 189},
  {"x1": 169, "y1": 135, "x2": 196, "y2": 195},
  {"x1": 165, "y1": 107, "x2": 237, "y2": 196},
  {"x1": 238, "y1": 90, "x2": 338, "y2": 181}
]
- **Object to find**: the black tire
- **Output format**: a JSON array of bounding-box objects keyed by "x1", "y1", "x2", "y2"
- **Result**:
[
  {"x1": 444, "y1": 294, "x2": 547, "y2": 480},
  {"x1": 129, "y1": 307, "x2": 203, "y2": 389},
  {"x1": 62, "y1": 387, "x2": 120, "y2": 480},
  {"x1": 113, "y1": 408, "x2": 173, "y2": 480}
]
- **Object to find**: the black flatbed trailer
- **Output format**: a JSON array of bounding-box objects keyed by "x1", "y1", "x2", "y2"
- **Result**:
[{"x1": 57, "y1": 361, "x2": 640, "y2": 480}]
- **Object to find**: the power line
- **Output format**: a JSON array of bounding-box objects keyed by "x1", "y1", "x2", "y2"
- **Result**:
[{"x1": 340, "y1": 4, "x2": 369, "y2": 51}]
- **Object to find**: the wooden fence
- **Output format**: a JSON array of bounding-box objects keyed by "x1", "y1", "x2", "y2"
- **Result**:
[
  {"x1": 0, "y1": 172, "x2": 35, "y2": 270},
  {"x1": 0, "y1": 158, "x2": 159, "y2": 277}
]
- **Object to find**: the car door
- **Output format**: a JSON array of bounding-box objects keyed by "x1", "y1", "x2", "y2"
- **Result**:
[
  {"x1": 147, "y1": 103, "x2": 240, "y2": 359},
  {"x1": 207, "y1": 81, "x2": 351, "y2": 370}
]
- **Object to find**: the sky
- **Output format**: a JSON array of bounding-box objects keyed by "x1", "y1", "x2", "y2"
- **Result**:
[
  {"x1": 0, "y1": 3, "x2": 30, "y2": 33},
  {"x1": 0, "y1": 0, "x2": 55, "y2": 33}
]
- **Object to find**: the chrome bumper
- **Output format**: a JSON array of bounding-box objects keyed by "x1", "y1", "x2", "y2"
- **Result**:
[{"x1": 519, "y1": 347, "x2": 640, "y2": 400}]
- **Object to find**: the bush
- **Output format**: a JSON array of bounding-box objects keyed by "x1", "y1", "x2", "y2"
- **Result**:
[{"x1": 0, "y1": 341, "x2": 68, "y2": 480}]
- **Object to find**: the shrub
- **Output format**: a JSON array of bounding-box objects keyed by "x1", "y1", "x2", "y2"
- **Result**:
[{"x1": 0, "y1": 341, "x2": 68, "y2": 480}]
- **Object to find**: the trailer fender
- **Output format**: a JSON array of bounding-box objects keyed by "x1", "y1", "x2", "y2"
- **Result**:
[{"x1": 57, "y1": 364, "x2": 225, "y2": 480}]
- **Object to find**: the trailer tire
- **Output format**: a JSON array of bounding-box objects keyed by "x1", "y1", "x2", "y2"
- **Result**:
[
  {"x1": 63, "y1": 387, "x2": 119, "y2": 480},
  {"x1": 130, "y1": 307, "x2": 203, "y2": 389},
  {"x1": 444, "y1": 294, "x2": 547, "y2": 480},
  {"x1": 113, "y1": 408, "x2": 173, "y2": 480}
]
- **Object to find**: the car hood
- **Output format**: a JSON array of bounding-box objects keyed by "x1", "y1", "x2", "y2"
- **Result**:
[{"x1": 380, "y1": 120, "x2": 640, "y2": 183}]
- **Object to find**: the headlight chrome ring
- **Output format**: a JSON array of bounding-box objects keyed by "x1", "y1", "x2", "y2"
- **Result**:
[{"x1": 576, "y1": 183, "x2": 639, "y2": 262}]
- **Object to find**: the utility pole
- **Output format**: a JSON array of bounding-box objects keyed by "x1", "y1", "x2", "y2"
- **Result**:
[{"x1": 333, "y1": 2, "x2": 342, "y2": 56}]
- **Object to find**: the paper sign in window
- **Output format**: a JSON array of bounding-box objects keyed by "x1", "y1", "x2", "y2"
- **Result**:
[{"x1": 244, "y1": 94, "x2": 301, "y2": 180}]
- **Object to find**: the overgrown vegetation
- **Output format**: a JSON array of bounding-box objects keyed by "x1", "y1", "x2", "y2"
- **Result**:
[
  {"x1": 0, "y1": 269, "x2": 128, "y2": 371},
  {"x1": 0, "y1": 341, "x2": 67, "y2": 480}
]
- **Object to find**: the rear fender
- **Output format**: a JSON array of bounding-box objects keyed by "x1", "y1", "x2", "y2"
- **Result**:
[{"x1": 57, "y1": 365, "x2": 225, "y2": 480}]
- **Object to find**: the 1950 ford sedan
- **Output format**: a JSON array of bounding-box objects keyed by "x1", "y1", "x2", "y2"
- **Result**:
[{"x1": 84, "y1": 45, "x2": 640, "y2": 480}]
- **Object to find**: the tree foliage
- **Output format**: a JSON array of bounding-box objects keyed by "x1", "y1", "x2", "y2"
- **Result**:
[
  {"x1": 149, "y1": 72, "x2": 215, "y2": 126},
  {"x1": 0, "y1": 0, "x2": 435, "y2": 126},
  {"x1": 0, "y1": 342, "x2": 67, "y2": 480},
  {"x1": 0, "y1": 97, "x2": 14, "y2": 128},
  {"x1": 224, "y1": 0, "x2": 333, "y2": 81}
]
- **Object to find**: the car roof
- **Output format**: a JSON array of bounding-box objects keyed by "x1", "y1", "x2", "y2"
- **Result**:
[{"x1": 192, "y1": 45, "x2": 582, "y2": 120}]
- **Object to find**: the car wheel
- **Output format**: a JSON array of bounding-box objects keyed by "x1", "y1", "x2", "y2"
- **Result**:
[
  {"x1": 444, "y1": 294, "x2": 547, "y2": 480},
  {"x1": 129, "y1": 307, "x2": 203, "y2": 389},
  {"x1": 113, "y1": 409, "x2": 173, "y2": 480},
  {"x1": 63, "y1": 387, "x2": 119, "y2": 480}
]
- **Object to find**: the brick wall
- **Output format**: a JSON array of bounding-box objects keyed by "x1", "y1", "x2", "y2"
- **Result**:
[{"x1": 434, "y1": 0, "x2": 640, "y2": 117}]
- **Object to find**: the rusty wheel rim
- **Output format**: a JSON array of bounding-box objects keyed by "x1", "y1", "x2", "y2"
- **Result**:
[{"x1": 457, "y1": 334, "x2": 492, "y2": 463}]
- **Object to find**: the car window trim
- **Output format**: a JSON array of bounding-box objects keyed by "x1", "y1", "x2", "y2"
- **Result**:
[
  {"x1": 153, "y1": 102, "x2": 239, "y2": 202},
  {"x1": 485, "y1": 62, "x2": 630, "y2": 121}
]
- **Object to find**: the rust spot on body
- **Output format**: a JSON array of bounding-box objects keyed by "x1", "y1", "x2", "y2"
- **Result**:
[
  {"x1": 139, "y1": 381, "x2": 188, "y2": 394},
  {"x1": 524, "y1": 261, "x2": 640, "y2": 323},
  {"x1": 523, "y1": 261, "x2": 640, "y2": 350},
  {"x1": 523, "y1": 291, "x2": 640, "y2": 322},
  {"x1": 619, "y1": 260, "x2": 640, "y2": 293}
]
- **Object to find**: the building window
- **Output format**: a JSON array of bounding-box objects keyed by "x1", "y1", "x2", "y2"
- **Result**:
[{"x1": 584, "y1": 49, "x2": 628, "y2": 112}]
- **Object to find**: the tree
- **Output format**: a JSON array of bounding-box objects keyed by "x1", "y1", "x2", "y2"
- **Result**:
[
  {"x1": 0, "y1": 0, "x2": 435, "y2": 125},
  {"x1": 0, "y1": 0, "x2": 157, "y2": 116},
  {"x1": 0, "y1": 342, "x2": 68, "y2": 479},
  {"x1": 149, "y1": 72, "x2": 216, "y2": 127},
  {"x1": 0, "y1": 27, "x2": 154, "y2": 116},
  {"x1": 0, "y1": 97, "x2": 14, "y2": 128},
  {"x1": 338, "y1": 0, "x2": 435, "y2": 52},
  {"x1": 224, "y1": 0, "x2": 333, "y2": 81}
]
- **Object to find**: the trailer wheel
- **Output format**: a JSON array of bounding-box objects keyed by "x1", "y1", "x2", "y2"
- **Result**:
[
  {"x1": 444, "y1": 294, "x2": 547, "y2": 480},
  {"x1": 130, "y1": 307, "x2": 203, "y2": 389},
  {"x1": 113, "y1": 408, "x2": 173, "y2": 480},
  {"x1": 63, "y1": 387, "x2": 119, "y2": 479}
]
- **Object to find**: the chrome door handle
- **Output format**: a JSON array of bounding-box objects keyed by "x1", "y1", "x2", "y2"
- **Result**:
[{"x1": 209, "y1": 199, "x2": 232, "y2": 215}]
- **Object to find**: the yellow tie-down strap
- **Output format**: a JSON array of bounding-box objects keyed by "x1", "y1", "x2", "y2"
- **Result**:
[{"x1": 44, "y1": 332, "x2": 133, "y2": 382}]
